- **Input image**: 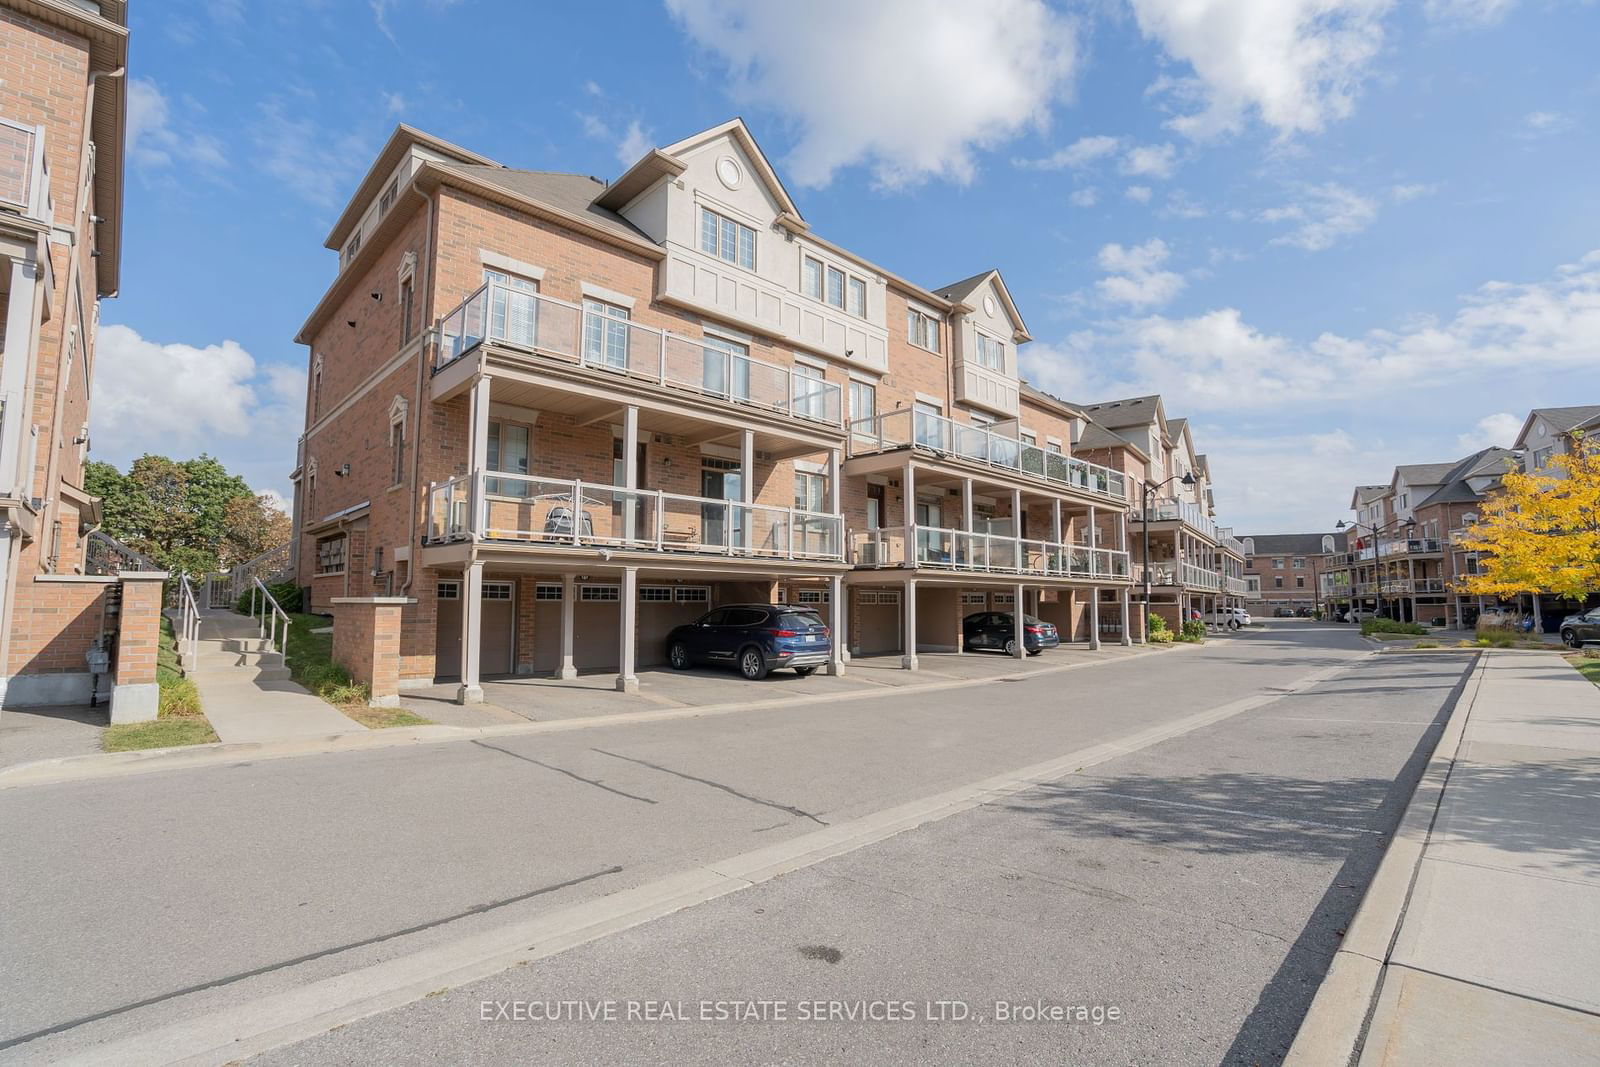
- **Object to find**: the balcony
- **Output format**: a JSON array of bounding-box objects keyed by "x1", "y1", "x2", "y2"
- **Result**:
[
  {"x1": 847, "y1": 409, "x2": 1127, "y2": 504},
  {"x1": 1137, "y1": 562, "x2": 1223, "y2": 592},
  {"x1": 1219, "y1": 534, "x2": 1248, "y2": 557},
  {"x1": 1225, "y1": 575, "x2": 1250, "y2": 596},
  {"x1": 433, "y1": 281, "x2": 844, "y2": 430},
  {"x1": 1377, "y1": 537, "x2": 1443, "y2": 558},
  {"x1": 851, "y1": 525, "x2": 1131, "y2": 581},
  {"x1": 1351, "y1": 578, "x2": 1447, "y2": 595},
  {"x1": 1142, "y1": 499, "x2": 1218, "y2": 542},
  {"x1": 426, "y1": 472, "x2": 843, "y2": 562}
]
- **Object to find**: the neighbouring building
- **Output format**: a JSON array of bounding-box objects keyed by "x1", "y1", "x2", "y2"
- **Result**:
[
  {"x1": 291, "y1": 119, "x2": 1142, "y2": 703},
  {"x1": 1514, "y1": 405, "x2": 1600, "y2": 477},
  {"x1": 0, "y1": 1, "x2": 153, "y2": 718},
  {"x1": 1070, "y1": 395, "x2": 1250, "y2": 628},
  {"x1": 1241, "y1": 532, "x2": 1342, "y2": 616}
]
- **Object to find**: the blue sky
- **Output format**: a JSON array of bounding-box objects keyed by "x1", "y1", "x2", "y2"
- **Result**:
[{"x1": 99, "y1": 0, "x2": 1599, "y2": 531}]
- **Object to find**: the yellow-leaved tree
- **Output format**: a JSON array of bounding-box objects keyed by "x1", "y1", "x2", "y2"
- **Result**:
[{"x1": 1458, "y1": 433, "x2": 1600, "y2": 602}]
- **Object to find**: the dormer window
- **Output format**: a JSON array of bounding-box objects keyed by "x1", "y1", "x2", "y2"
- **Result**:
[
  {"x1": 699, "y1": 207, "x2": 755, "y2": 270},
  {"x1": 343, "y1": 231, "x2": 361, "y2": 266},
  {"x1": 379, "y1": 179, "x2": 398, "y2": 218}
]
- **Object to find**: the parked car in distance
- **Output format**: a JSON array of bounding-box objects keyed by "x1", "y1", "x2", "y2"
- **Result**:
[
  {"x1": 1214, "y1": 606, "x2": 1252, "y2": 630},
  {"x1": 666, "y1": 604, "x2": 831, "y2": 680},
  {"x1": 1273, "y1": 607, "x2": 1295, "y2": 617},
  {"x1": 1343, "y1": 608, "x2": 1382, "y2": 623},
  {"x1": 962, "y1": 611, "x2": 1059, "y2": 656},
  {"x1": 1560, "y1": 607, "x2": 1600, "y2": 648}
]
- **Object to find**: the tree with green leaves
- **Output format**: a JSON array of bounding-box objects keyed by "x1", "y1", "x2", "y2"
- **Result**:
[{"x1": 83, "y1": 454, "x2": 287, "y2": 575}]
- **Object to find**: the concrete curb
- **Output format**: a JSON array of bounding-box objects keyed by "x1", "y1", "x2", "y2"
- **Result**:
[
  {"x1": 50, "y1": 655, "x2": 1357, "y2": 1067},
  {"x1": 1283, "y1": 650, "x2": 1485, "y2": 1066},
  {"x1": 0, "y1": 644, "x2": 1192, "y2": 791}
]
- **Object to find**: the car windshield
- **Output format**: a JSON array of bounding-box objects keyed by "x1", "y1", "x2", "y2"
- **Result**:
[
  {"x1": 1023, "y1": 615, "x2": 1046, "y2": 626},
  {"x1": 779, "y1": 611, "x2": 824, "y2": 630}
]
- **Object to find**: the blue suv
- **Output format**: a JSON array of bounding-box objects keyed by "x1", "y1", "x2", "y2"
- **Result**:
[{"x1": 666, "y1": 604, "x2": 831, "y2": 680}]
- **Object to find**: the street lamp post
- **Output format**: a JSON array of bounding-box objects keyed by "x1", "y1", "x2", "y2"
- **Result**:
[{"x1": 1140, "y1": 471, "x2": 1197, "y2": 641}]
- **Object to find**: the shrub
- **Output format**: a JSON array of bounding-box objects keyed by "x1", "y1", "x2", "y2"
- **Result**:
[
  {"x1": 235, "y1": 580, "x2": 304, "y2": 616},
  {"x1": 1476, "y1": 632, "x2": 1516, "y2": 648},
  {"x1": 1149, "y1": 629, "x2": 1175, "y2": 644},
  {"x1": 1413, "y1": 640, "x2": 1440, "y2": 649},
  {"x1": 1361, "y1": 618, "x2": 1426, "y2": 637},
  {"x1": 158, "y1": 676, "x2": 203, "y2": 718},
  {"x1": 1147, "y1": 612, "x2": 1170, "y2": 635},
  {"x1": 1178, "y1": 619, "x2": 1206, "y2": 643}
]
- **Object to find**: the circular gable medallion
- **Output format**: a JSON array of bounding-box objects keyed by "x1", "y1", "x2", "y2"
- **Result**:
[
  {"x1": 716, "y1": 156, "x2": 743, "y2": 190},
  {"x1": 983, "y1": 295, "x2": 996, "y2": 317}
]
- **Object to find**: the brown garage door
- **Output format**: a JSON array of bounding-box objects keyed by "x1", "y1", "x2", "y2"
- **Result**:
[
  {"x1": 433, "y1": 579, "x2": 514, "y2": 680},
  {"x1": 854, "y1": 589, "x2": 901, "y2": 655}
]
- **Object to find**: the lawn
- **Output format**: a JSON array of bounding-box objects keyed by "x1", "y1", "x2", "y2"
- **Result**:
[
  {"x1": 102, "y1": 614, "x2": 219, "y2": 752},
  {"x1": 1568, "y1": 652, "x2": 1600, "y2": 687},
  {"x1": 282, "y1": 612, "x2": 432, "y2": 729}
]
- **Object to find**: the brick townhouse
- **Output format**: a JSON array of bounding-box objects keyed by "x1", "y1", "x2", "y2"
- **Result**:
[
  {"x1": 0, "y1": 1, "x2": 156, "y2": 720},
  {"x1": 1240, "y1": 532, "x2": 1343, "y2": 616},
  {"x1": 1069, "y1": 395, "x2": 1250, "y2": 628},
  {"x1": 292, "y1": 118, "x2": 1151, "y2": 702}
]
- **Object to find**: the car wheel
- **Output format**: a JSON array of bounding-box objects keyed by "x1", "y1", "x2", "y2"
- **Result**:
[
  {"x1": 739, "y1": 647, "x2": 770, "y2": 680},
  {"x1": 1228, "y1": 620, "x2": 1240, "y2": 630},
  {"x1": 668, "y1": 642, "x2": 690, "y2": 670},
  {"x1": 1027, "y1": 648, "x2": 1042, "y2": 656},
  {"x1": 794, "y1": 665, "x2": 818, "y2": 677},
  {"x1": 1565, "y1": 629, "x2": 1581, "y2": 649},
  {"x1": 1003, "y1": 638, "x2": 1018, "y2": 657}
]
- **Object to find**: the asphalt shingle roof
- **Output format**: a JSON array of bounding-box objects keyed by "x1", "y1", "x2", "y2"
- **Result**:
[
  {"x1": 444, "y1": 164, "x2": 651, "y2": 245},
  {"x1": 1241, "y1": 532, "x2": 1344, "y2": 556}
]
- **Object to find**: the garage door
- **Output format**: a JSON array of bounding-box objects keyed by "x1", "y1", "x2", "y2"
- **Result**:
[
  {"x1": 638, "y1": 586, "x2": 709, "y2": 667},
  {"x1": 433, "y1": 579, "x2": 514, "y2": 680},
  {"x1": 854, "y1": 589, "x2": 901, "y2": 655}
]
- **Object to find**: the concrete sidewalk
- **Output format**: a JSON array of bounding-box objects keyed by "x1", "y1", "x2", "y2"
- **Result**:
[
  {"x1": 191, "y1": 610, "x2": 366, "y2": 744},
  {"x1": 1292, "y1": 650, "x2": 1600, "y2": 1064}
]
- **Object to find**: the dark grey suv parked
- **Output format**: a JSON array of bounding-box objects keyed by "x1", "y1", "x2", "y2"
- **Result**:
[{"x1": 1560, "y1": 607, "x2": 1600, "y2": 648}]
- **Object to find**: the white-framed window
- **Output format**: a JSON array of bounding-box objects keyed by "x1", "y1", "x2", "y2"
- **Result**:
[
  {"x1": 960, "y1": 591, "x2": 987, "y2": 606},
  {"x1": 438, "y1": 580, "x2": 461, "y2": 600},
  {"x1": 792, "y1": 362, "x2": 827, "y2": 420},
  {"x1": 847, "y1": 276, "x2": 866, "y2": 318},
  {"x1": 399, "y1": 277, "x2": 415, "y2": 345},
  {"x1": 858, "y1": 589, "x2": 901, "y2": 606},
  {"x1": 390, "y1": 412, "x2": 406, "y2": 487},
  {"x1": 582, "y1": 298, "x2": 630, "y2": 369},
  {"x1": 484, "y1": 268, "x2": 538, "y2": 347},
  {"x1": 1292, "y1": 556, "x2": 1306, "y2": 568},
  {"x1": 1272, "y1": 558, "x2": 1285, "y2": 569},
  {"x1": 343, "y1": 231, "x2": 361, "y2": 266},
  {"x1": 534, "y1": 584, "x2": 563, "y2": 601},
  {"x1": 802, "y1": 256, "x2": 823, "y2": 300},
  {"x1": 379, "y1": 179, "x2": 397, "y2": 217},
  {"x1": 850, "y1": 380, "x2": 876, "y2": 426},
  {"x1": 973, "y1": 331, "x2": 1005, "y2": 370},
  {"x1": 1021, "y1": 431, "x2": 1037, "y2": 447},
  {"x1": 487, "y1": 421, "x2": 531, "y2": 497},
  {"x1": 675, "y1": 586, "x2": 710, "y2": 603},
  {"x1": 316, "y1": 535, "x2": 347, "y2": 575},
  {"x1": 580, "y1": 584, "x2": 620, "y2": 602},
  {"x1": 993, "y1": 591, "x2": 1015, "y2": 605},
  {"x1": 701, "y1": 334, "x2": 750, "y2": 400},
  {"x1": 907, "y1": 308, "x2": 940, "y2": 353},
  {"x1": 482, "y1": 582, "x2": 513, "y2": 600},
  {"x1": 640, "y1": 586, "x2": 674, "y2": 602},
  {"x1": 803, "y1": 255, "x2": 868, "y2": 319},
  {"x1": 795, "y1": 588, "x2": 830, "y2": 604},
  {"x1": 699, "y1": 206, "x2": 755, "y2": 270},
  {"x1": 795, "y1": 470, "x2": 827, "y2": 514}
]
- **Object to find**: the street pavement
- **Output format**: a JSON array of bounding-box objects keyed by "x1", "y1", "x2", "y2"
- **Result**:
[{"x1": 0, "y1": 622, "x2": 1463, "y2": 1063}]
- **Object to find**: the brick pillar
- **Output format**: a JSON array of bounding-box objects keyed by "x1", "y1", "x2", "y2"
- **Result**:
[
  {"x1": 111, "y1": 571, "x2": 168, "y2": 724},
  {"x1": 331, "y1": 597, "x2": 414, "y2": 707}
]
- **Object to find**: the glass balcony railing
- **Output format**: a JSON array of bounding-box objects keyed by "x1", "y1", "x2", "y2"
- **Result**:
[
  {"x1": 432, "y1": 282, "x2": 844, "y2": 429},
  {"x1": 1377, "y1": 537, "x2": 1443, "y2": 557},
  {"x1": 850, "y1": 525, "x2": 1131, "y2": 579},
  {"x1": 425, "y1": 471, "x2": 843, "y2": 561},
  {"x1": 1135, "y1": 561, "x2": 1223, "y2": 591},
  {"x1": 847, "y1": 409, "x2": 1127, "y2": 503},
  {"x1": 1142, "y1": 499, "x2": 1218, "y2": 541}
]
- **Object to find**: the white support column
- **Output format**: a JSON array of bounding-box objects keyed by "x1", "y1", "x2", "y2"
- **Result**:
[
  {"x1": 456, "y1": 560, "x2": 484, "y2": 704},
  {"x1": 1119, "y1": 587, "x2": 1132, "y2": 646},
  {"x1": 827, "y1": 574, "x2": 846, "y2": 676},
  {"x1": 616, "y1": 566, "x2": 639, "y2": 692},
  {"x1": 961, "y1": 477, "x2": 974, "y2": 531},
  {"x1": 1051, "y1": 498, "x2": 1063, "y2": 545},
  {"x1": 1011, "y1": 488, "x2": 1023, "y2": 568},
  {"x1": 902, "y1": 579, "x2": 919, "y2": 670},
  {"x1": 1012, "y1": 582, "x2": 1025, "y2": 658},
  {"x1": 827, "y1": 448, "x2": 842, "y2": 515},
  {"x1": 622, "y1": 405, "x2": 639, "y2": 543},
  {"x1": 558, "y1": 573, "x2": 577, "y2": 680},
  {"x1": 740, "y1": 429, "x2": 754, "y2": 552},
  {"x1": 0, "y1": 258, "x2": 40, "y2": 496},
  {"x1": 903, "y1": 460, "x2": 916, "y2": 526},
  {"x1": 467, "y1": 376, "x2": 492, "y2": 537},
  {"x1": 1089, "y1": 587, "x2": 1102, "y2": 650}
]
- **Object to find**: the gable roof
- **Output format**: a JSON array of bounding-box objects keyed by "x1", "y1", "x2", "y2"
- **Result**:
[
  {"x1": 1392, "y1": 461, "x2": 1458, "y2": 491},
  {"x1": 1242, "y1": 532, "x2": 1344, "y2": 556},
  {"x1": 1077, "y1": 394, "x2": 1166, "y2": 433},
  {"x1": 325, "y1": 124, "x2": 501, "y2": 250},
  {"x1": 1413, "y1": 447, "x2": 1518, "y2": 509},
  {"x1": 933, "y1": 269, "x2": 1032, "y2": 342},
  {"x1": 442, "y1": 165, "x2": 651, "y2": 245},
  {"x1": 1350, "y1": 485, "x2": 1390, "y2": 509},
  {"x1": 592, "y1": 117, "x2": 803, "y2": 221},
  {"x1": 1513, "y1": 405, "x2": 1600, "y2": 449}
]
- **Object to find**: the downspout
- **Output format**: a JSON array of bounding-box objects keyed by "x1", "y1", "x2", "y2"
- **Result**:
[{"x1": 400, "y1": 187, "x2": 436, "y2": 595}]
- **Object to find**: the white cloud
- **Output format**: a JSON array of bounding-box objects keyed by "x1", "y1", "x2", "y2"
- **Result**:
[
  {"x1": 90, "y1": 326, "x2": 305, "y2": 464},
  {"x1": 1125, "y1": 185, "x2": 1153, "y2": 203},
  {"x1": 258, "y1": 489, "x2": 293, "y2": 515},
  {"x1": 1390, "y1": 182, "x2": 1436, "y2": 202},
  {"x1": 1520, "y1": 110, "x2": 1574, "y2": 138},
  {"x1": 128, "y1": 78, "x2": 227, "y2": 173},
  {"x1": 615, "y1": 120, "x2": 654, "y2": 167},
  {"x1": 1041, "y1": 249, "x2": 1600, "y2": 416},
  {"x1": 1017, "y1": 134, "x2": 1122, "y2": 171},
  {"x1": 667, "y1": 0, "x2": 1078, "y2": 188},
  {"x1": 1424, "y1": 0, "x2": 1519, "y2": 25},
  {"x1": 1129, "y1": 0, "x2": 1393, "y2": 139},
  {"x1": 1094, "y1": 238, "x2": 1187, "y2": 308},
  {"x1": 1261, "y1": 183, "x2": 1378, "y2": 250},
  {"x1": 1120, "y1": 142, "x2": 1179, "y2": 179},
  {"x1": 1162, "y1": 189, "x2": 1208, "y2": 219},
  {"x1": 1069, "y1": 187, "x2": 1099, "y2": 208},
  {"x1": 253, "y1": 99, "x2": 371, "y2": 209},
  {"x1": 1456, "y1": 412, "x2": 1523, "y2": 452},
  {"x1": 383, "y1": 91, "x2": 407, "y2": 115}
]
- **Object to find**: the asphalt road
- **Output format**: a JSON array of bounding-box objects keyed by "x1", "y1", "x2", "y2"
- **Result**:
[{"x1": 0, "y1": 623, "x2": 1467, "y2": 1063}]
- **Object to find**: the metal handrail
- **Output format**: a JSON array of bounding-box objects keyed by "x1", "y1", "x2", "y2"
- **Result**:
[
  {"x1": 250, "y1": 576, "x2": 291, "y2": 654},
  {"x1": 177, "y1": 573, "x2": 201, "y2": 667},
  {"x1": 849, "y1": 523, "x2": 1131, "y2": 579}
]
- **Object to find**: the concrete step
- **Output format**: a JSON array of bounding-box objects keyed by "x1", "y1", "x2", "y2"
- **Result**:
[
  {"x1": 196, "y1": 649, "x2": 286, "y2": 670},
  {"x1": 197, "y1": 665, "x2": 294, "y2": 684},
  {"x1": 201, "y1": 636, "x2": 276, "y2": 655}
]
